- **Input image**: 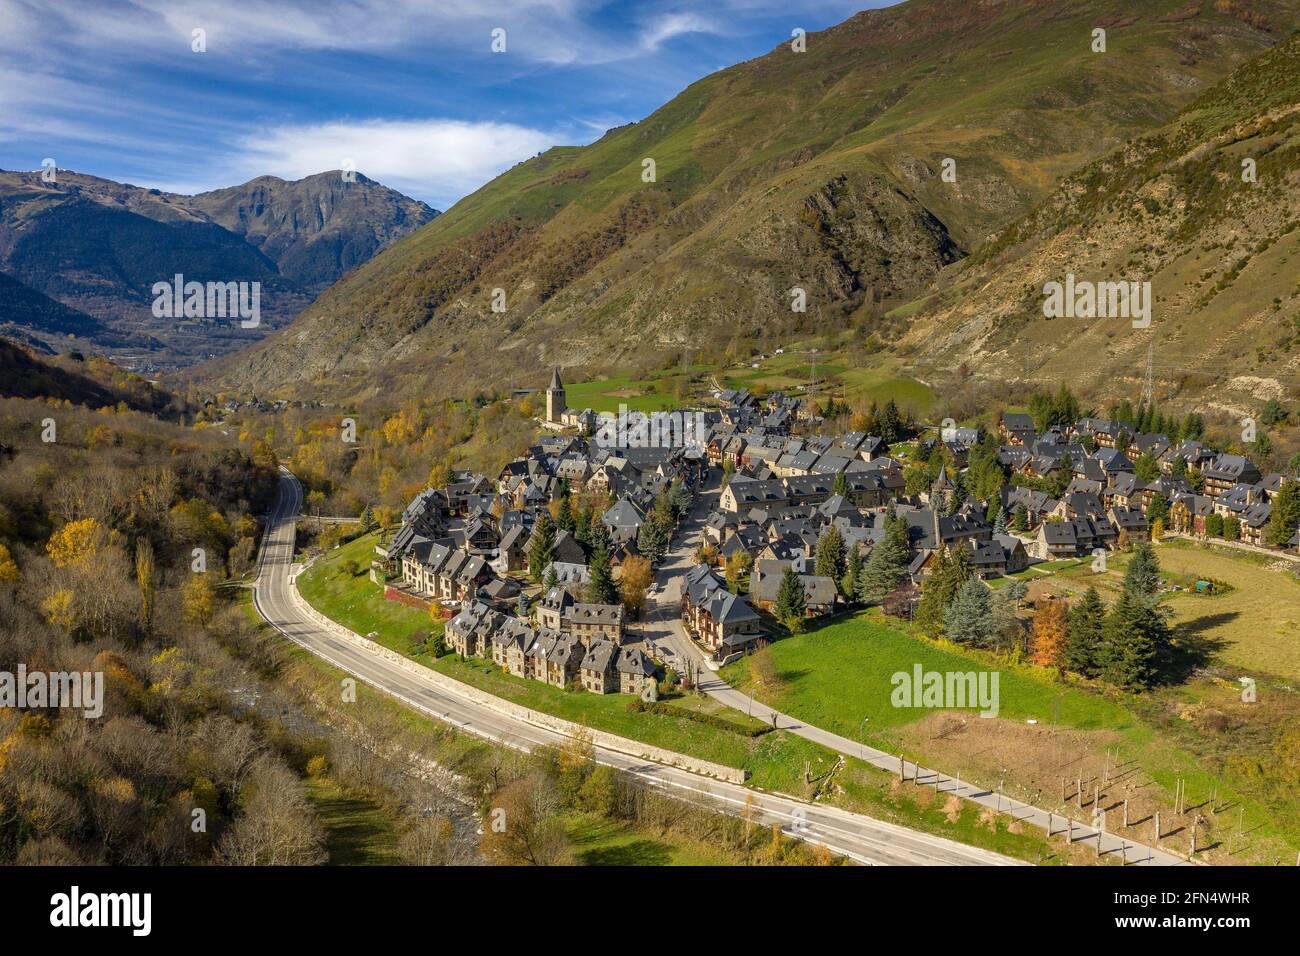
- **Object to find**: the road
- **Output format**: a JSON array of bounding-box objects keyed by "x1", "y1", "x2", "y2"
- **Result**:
[
  {"x1": 253, "y1": 468, "x2": 1021, "y2": 866},
  {"x1": 644, "y1": 478, "x2": 1188, "y2": 867}
]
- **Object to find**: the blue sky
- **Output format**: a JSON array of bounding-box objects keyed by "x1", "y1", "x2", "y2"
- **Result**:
[{"x1": 0, "y1": 0, "x2": 889, "y2": 210}]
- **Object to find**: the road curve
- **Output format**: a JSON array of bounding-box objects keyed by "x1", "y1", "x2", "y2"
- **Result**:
[{"x1": 253, "y1": 468, "x2": 1023, "y2": 866}]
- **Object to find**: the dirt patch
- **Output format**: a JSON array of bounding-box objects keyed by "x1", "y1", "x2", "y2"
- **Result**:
[
  {"x1": 943, "y1": 795, "x2": 963, "y2": 823},
  {"x1": 899, "y1": 712, "x2": 1185, "y2": 850}
]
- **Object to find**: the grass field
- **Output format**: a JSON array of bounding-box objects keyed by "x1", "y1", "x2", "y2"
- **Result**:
[
  {"x1": 565, "y1": 368, "x2": 703, "y2": 413},
  {"x1": 304, "y1": 777, "x2": 401, "y2": 865},
  {"x1": 1035, "y1": 538, "x2": 1300, "y2": 682},
  {"x1": 720, "y1": 348, "x2": 936, "y2": 417},
  {"x1": 296, "y1": 531, "x2": 439, "y2": 661},
  {"x1": 564, "y1": 814, "x2": 741, "y2": 865},
  {"x1": 722, "y1": 607, "x2": 1300, "y2": 863}
]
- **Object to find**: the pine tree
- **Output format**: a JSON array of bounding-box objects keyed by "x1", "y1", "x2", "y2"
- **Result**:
[
  {"x1": 992, "y1": 506, "x2": 1006, "y2": 535},
  {"x1": 586, "y1": 537, "x2": 619, "y2": 605},
  {"x1": 556, "y1": 495, "x2": 575, "y2": 534},
  {"x1": 1012, "y1": 505, "x2": 1029, "y2": 533},
  {"x1": 814, "y1": 525, "x2": 846, "y2": 583},
  {"x1": 915, "y1": 546, "x2": 971, "y2": 637},
  {"x1": 1146, "y1": 492, "x2": 1169, "y2": 525},
  {"x1": 843, "y1": 546, "x2": 862, "y2": 601},
  {"x1": 1099, "y1": 589, "x2": 1160, "y2": 691},
  {"x1": 943, "y1": 577, "x2": 994, "y2": 646},
  {"x1": 575, "y1": 502, "x2": 592, "y2": 545},
  {"x1": 1123, "y1": 542, "x2": 1162, "y2": 602},
  {"x1": 668, "y1": 478, "x2": 691, "y2": 519},
  {"x1": 637, "y1": 516, "x2": 667, "y2": 564},
  {"x1": 878, "y1": 399, "x2": 902, "y2": 443},
  {"x1": 832, "y1": 471, "x2": 850, "y2": 499},
  {"x1": 775, "y1": 566, "x2": 807, "y2": 633},
  {"x1": 1267, "y1": 478, "x2": 1300, "y2": 546},
  {"x1": 857, "y1": 515, "x2": 909, "y2": 604},
  {"x1": 528, "y1": 511, "x2": 556, "y2": 583}
]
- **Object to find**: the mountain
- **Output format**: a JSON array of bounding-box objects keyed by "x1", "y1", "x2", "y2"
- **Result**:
[
  {"x1": 0, "y1": 170, "x2": 436, "y2": 370},
  {"x1": 200, "y1": 0, "x2": 1298, "y2": 403},
  {"x1": 185, "y1": 172, "x2": 436, "y2": 296},
  {"x1": 895, "y1": 27, "x2": 1300, "y2": 417}
]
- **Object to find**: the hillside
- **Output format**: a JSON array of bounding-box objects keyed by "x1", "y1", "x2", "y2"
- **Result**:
[
  {"x1": 0, "y1": 336, "x2": 180, "y2": 414},
  {"x1": 0, "y1": 169, "x2": 436, "y2": 370},
  {"x1": 200, "y1": 0, "x2": 1297, "y2": 403},
  {"x1": 0, "y1": 271, "x2": 106, "y2": 348},
  {"x1": 895, "y1": 27, "x2": 1300, "y2": 418}
]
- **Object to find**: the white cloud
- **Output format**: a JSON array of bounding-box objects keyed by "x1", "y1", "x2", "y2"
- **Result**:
[
  {"x1": 227, "y1": 118, "x2": 559, "y2": 207},
  {"x1": 639, "y1": 12, "x2": 717, "y2": 51}
]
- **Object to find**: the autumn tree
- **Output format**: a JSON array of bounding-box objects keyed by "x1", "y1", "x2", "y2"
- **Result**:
[
  {"x1": 0, "y1": 543, "x2": 19, "y2": 583},
  {"x1": 135, "y1": 538, "x2": 155, "y2": 635},
  {"x1": 1029, "y1": 598, "x2": 1068, "y2": 668},
  {"x1": 480, "y1": 775, "x2": 572, "y2": 866},
  {"x1": 619, "y1": 553, "x2": 653, "y2": 618},
  {"x1": 182, "y1": 572, "x2": 216, "y2": 625}
]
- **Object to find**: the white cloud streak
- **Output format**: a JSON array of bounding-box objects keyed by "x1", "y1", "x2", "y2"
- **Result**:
[{"x1": 228, "y1": 119, "x2": 558, "y2": 207}]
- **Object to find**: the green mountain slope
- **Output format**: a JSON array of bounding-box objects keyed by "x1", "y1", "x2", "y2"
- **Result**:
[
  {"x1": 895, "y1": 27, "x2": 1300, "y2": 417},
  {"x1": 202, "y1": 0, "x2": 1297, "y2": 402}
]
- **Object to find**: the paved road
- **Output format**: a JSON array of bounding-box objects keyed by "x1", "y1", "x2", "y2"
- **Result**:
[
  {"x1": 253, "y1": 469, "x2": 1020, "y2": 866},
  {"x1": 645, "y1": 478, "x2": 1188, "y2": 867}
]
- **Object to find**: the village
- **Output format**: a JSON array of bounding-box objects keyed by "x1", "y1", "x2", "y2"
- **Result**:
[{"x1": 366, "y1": 367, "x2": 1297, "y2": 700}]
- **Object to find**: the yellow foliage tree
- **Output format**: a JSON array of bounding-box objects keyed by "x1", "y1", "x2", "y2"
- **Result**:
[
  {"x1": 619, "y1": 553, "x2": 653, "y2": 617},
  {"x1": 182, "y1": 573, "x2": 216, "y2": 625},
  {"x1": 0, "y1": 543, "x2": 19, "y2": 582},
  {"x1": 46, "y1": 518, "x2": 116, "y2": 569},
  {"x1": 41, "y1": 588, "x2": 77, "y2": 631}
]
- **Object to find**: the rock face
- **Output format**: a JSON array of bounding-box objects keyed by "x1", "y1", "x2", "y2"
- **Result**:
[
  {"x1": 186, "y1": 172, "x2": 436, "y2": 297},
  {"x1": 0, "y1": 169, "x2": 436, "y2": 370},
  {"x1": 896, "y1": 31, "x2": 1300, "y2": 415},
  {"x1": 199, "y1": 0, "x2": 1295, "y2": 403}
]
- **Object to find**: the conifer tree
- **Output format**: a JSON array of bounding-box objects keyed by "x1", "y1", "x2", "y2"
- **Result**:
[
  {"x1": 842, "y1": 546, "x2": 862, "y2": 600},
  {"x1": 1099, "y1": 589, "x2": 1160, "y2": 691},
  {"x1": 814, "y1": 525, "x2": 846, "y2": 583},
  {"x1": 1064, "y1": 586, "x2": 1105, "y2": 677},
  {"x1": 528, "y1": 511, "x2": 556, "y2": 583},
  {"x1": 857, "y1": 514, "x2": 909, "y2": 604},
  {"x1": 775, "y1": 566, "x2": 807, "y2": 633},
  {"x1": 586, "y1": 537, "x2": 619, "y2": 605},
  {"x1": 943, "y1": 576, "x2": 994, "y2": 646}
]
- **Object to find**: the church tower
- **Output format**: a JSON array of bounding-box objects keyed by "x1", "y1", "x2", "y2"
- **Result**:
[{"x1": 545, "y1": 367, "x2": 566, "y2": 424}]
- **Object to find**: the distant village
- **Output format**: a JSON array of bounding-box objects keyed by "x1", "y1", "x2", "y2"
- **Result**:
[{"x1": 369, "y1": 367, "x2": 1294, "y2": 696}]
